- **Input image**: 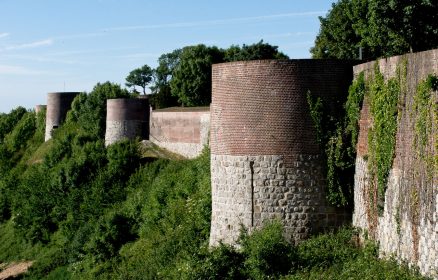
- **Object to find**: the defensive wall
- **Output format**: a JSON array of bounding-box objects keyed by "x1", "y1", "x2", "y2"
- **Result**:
[
  {"x1": 45, "y1": 92, "x2": 79, "y2": 141},
  {"x1": 209, "y1": 59, "x2": 354, "y2": 246},
  {"x1": 105, "y1": 97, "x2": 149, "y2": 146},
  {"x1": 149, "y1": 107, "x2": 210, "y2": 158},
  {"x1": 353, "y1": 49, "x2": 437, "y2": 278}
]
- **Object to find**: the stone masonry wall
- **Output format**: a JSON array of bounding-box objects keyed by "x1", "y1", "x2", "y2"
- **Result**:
[
  {"x1": 353, "y1": 49, "x2": 438, "y2": 278},
  {"x1": 210, "y1": 60, "x2": 354, "y2": 246},
  {"x1": 210, "y1": 154, "x2": 350, "y2": 246},
  {"x1": 45, "y1": 92, "x2": 79, "y2": 141},
  {"x1": 150, "y1": 107, "x2": 210, "y2": 158}
]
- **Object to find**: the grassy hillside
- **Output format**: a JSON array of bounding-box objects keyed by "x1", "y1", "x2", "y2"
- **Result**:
[{"x1": 0, "y1": 83, "x2": 428, "y2": 279}]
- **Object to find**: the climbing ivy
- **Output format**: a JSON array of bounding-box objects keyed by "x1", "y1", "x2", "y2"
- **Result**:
[
  {"x1": 367, "y1": 63, "x2": 402, "y2": 213},
  {"x1": 306, "y1": 74, "x2": 366, "y2": 208},
  {"x1": 413, "y1": 74, "x2": 438, "y2": 176}
]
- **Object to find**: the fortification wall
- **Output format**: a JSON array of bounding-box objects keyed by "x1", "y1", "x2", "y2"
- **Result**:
[
  {"x1": 149, "y1": 107, "x2": 210, "y2": 158},
  {"x1": 353, "y1": 49, "x2": 438, "y2": 278},
  {"x1": 210, "y1": 59, "x2": 354, "y2": 246},
  {"x1": 45, "y1": 92, "x2": 79, "y2": 141},
  {"x1": 105, "y1": 98, "x2": 149, "y2": 146}
]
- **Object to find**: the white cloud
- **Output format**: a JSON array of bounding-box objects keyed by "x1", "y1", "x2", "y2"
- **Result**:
[
  {"x1": 0, "y1": 33, "x2": 10, "y2": 39},
  {"x1": 1, "y1": 39, "x2": 53, "y2": 51},
  {"x1": 0, "y1": 64, "x2": 47, "y2": 75},
  {"x1": 105, "y1": 11, "x2": 327, "y2": 32}
]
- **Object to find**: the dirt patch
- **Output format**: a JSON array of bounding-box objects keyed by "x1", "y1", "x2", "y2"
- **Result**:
[{"x1": 0, "y1": 261, "x2": 33, "y2": 280}]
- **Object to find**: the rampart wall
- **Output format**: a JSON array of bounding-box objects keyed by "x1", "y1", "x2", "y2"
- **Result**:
[
  {"x1": 45, "y1": 92, "x2": 79, "y2": 141},
  {"x1": 149, "y1": 107, "x2": 210, "y2": 158},
  {"x1": 353, "y1": 49, "x2": 437, "y2": 278},
  {"x1": 105, "y1": 97, "x2": 149, "y2": 146},
  {"x1": 209, "y1": 59, "x2": 354, "y2": 246}
]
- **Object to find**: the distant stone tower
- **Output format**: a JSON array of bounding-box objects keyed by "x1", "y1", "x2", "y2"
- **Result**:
[
  {"x1": 35, "y1": 105, "x2": 46, "y2": 114},
  {"x1": 209, "y1": 59, "x2": 354, "y2": 246},
  {"x1": 45, "y1": 92, "x2": 79, "y2": 141},
  {"x1": 105, "y1": 97, "x2": 149, "y2": 146}
]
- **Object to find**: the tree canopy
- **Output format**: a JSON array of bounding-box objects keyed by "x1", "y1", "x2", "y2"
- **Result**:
[
  {"x1": 311, "y1": 0, "x2": 438, "y2": 60},
  {"x1": 125, "y1": 65, "x2": 153, "y2": 94}
]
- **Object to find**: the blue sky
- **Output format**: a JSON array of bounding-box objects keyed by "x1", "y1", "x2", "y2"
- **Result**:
[{"x1": 0, "y1": 0, "x2": 334, "y2": 113}]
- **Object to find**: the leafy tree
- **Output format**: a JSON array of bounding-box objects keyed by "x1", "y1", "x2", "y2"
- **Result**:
[
  {"x1": 311, "y1": 0, "x2": 438, "y2": 59},
  {"x1": 125, "y1": 65, "x2": 153, "y2": 95},
  {"x1": 170, "y1": 44, "x2": 224, "y2": 106},
  {"x1": 149, "y1": 50, "x2": 181, "y2": 108},
  {"x1": 67, "y1": 82, "x2": 130, "y2": 139},
  {"x1": 224, "y1": 40, "x2": 289, "y2": 61}
]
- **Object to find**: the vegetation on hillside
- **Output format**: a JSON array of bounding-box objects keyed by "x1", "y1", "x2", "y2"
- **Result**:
[{"x1": 0, "y1": 80, "x2": 427, "y2": 279}]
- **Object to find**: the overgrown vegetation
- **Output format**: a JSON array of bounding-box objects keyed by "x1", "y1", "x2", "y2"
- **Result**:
[
  {"x1": 306, "y1": 74, "x2": 366, "y2": 207},
  {"x1": 413, "y1": 74, "x2": 438, "y2": 176},
  {"x1": 367, "y1": 63, "x2": 403, "y2": 214}
]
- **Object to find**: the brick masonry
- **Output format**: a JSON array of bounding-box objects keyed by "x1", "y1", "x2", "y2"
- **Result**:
[
  {"x1": 105, "y1": 98, "x2": 149, "y2": 146},
  {"x1": 353, "y1": 49, "x2": 438, "y2": 278},
  {"x1": 150, "y1": 107, "x2": 210, "y2": 158},
  {"x1": 45, "y1": 92, "x2": 79, "y2": 141},
  {"x1": 210, "y1": 59, "x2": 354, "y2": 246}
]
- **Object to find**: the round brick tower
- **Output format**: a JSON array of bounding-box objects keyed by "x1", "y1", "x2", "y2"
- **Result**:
[
  {"x1": 105, "y1": 97, "x2": 149, "y2": 146},
  {"x1": 210, "y1": 59, "x2": 354, "y2": 246},
  {"x1": 45, "y1": 92, "x2": 80, "y2": 141},
  {"x1": 35, "y1": 104, "x2": 46, "y2": 114}
]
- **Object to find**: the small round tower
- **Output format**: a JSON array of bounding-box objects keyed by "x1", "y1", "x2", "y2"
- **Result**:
[
  {"x1": 45, "y1": 92, "x2": 79, "y2": 141},
  {"x1": 210, "y1": 59, "x2": 354, "y2": 246},
  {"x1": 105, "y1": 97, "x2": 149, "y2": 146},
  {"x1": 35, "y1": 105, "x2": 46, "y2": 114}
]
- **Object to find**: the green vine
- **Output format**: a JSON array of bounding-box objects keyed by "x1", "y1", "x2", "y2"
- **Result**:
[
  {"x1": 306, "y1": 74, "x2": 366, "y2": 207},
  {"x1": 413, "y1": 74, "x2": 438, "y2": 177},
  {"x1": 367, "y1": 63, "x2": 402, "y2": 214}
]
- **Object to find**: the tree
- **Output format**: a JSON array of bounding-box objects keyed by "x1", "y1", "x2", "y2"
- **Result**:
[
  {"x1": 149, "y1": 50, "x2": 181, "y2": 109},
  {"x1": 125, "y1": 65, "x2": 153, "y2": 95},
  {"x1": 224, "y1": 40, "x2": 289, "y2": 62},
  {"x1": 311, "y1": 0, "x2": 438, "y2": 60},
  {"x1": 170, "y1": 44, "x2": 224, "y2": 106}
]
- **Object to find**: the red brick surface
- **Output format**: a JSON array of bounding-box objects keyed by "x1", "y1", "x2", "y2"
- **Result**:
[{"x1": 211, "y1": 59, "x2": 354, "y2": 166}]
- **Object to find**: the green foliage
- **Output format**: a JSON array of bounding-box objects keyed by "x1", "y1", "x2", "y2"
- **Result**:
[
  {"x1": 306, "y1": 88, "x2": 359, "y2": 207},
  {"x1": 240, "y1": 221, "x2": 295, "y2": 279},
  {"x1": 66, "y1": 82, "x2": 130, "y2": 139},
  {"x1": 4, "y1": 112, "x2": 36, "y2": 152},
  {"x1": 413, "y1": 75, "x2": 437, "y2": 166},
  {"x1": 125, "y1": 64, "x2": 153, "y2": 94},
  {"x1": 312, "y1": 0, "x2": 438, "y2": 59},
  {"x1": 346, "y1": 73, "x2": 366, "y2": 149},
  {"x1": 367, "y1": 65, "x2": 400, "y2": 212},
  {"x1": 170, "y1": 44, "x2": 224, "y2": 106},
  {"x1": 224, "y1": 40, "x2": 289, "y2": 61},
  {"x1": 0, "y1": 106, "x2": 27, "y2": 142}
]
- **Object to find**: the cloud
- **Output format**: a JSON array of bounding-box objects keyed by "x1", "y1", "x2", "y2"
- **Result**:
[
  {"x1": 0, "y1": 33, "x2": 10, "y2": 39},
  {"x1": 0, "y1": 64, "x2": 47, "y2": 75},
  {"x1": 104, "y1": 11, "x2": 327, "y2": 32},
  {"x1": 1, "y1": 39, "x2": 53, "y2": 51}
]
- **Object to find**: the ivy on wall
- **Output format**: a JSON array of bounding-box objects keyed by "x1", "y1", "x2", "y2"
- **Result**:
[
  {"x1": 306, "y1": 74, "x2": 366, "y2": 208},
  {"x1": 367, "y1": 63, "x2": 402, "y2": 213},
  {"x1": 413, "y1": 74, "x2": 438, "y2": 177}
]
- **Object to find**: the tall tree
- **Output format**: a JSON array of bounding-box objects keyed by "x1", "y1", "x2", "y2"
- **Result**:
[
  {"x1": 170, "y1": 44, "x2": 224, "y2": 106},
  {"x1": 125, "y1": 65, "x2": 153, "y2": 95},
  {"x1": 311, "y1": 0, "x2": 438, "y2": 60}
]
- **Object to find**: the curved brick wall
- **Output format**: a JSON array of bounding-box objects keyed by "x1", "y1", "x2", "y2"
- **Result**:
[
  {"x1": 353, "y1": 49, "x2": 438, "y2": 278},
  {"x1": 210, "y1": 59, "x2": 354, "y2": 246},
  {"x1": 35, "y1": 104, "x2": 46, "y2": 114},
  {"x1": 45, "y1": 92, "x2": 79, "y2": 141},
  {"x1": 105, "y1": 98, "x2": 149, "y2": 146}
]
